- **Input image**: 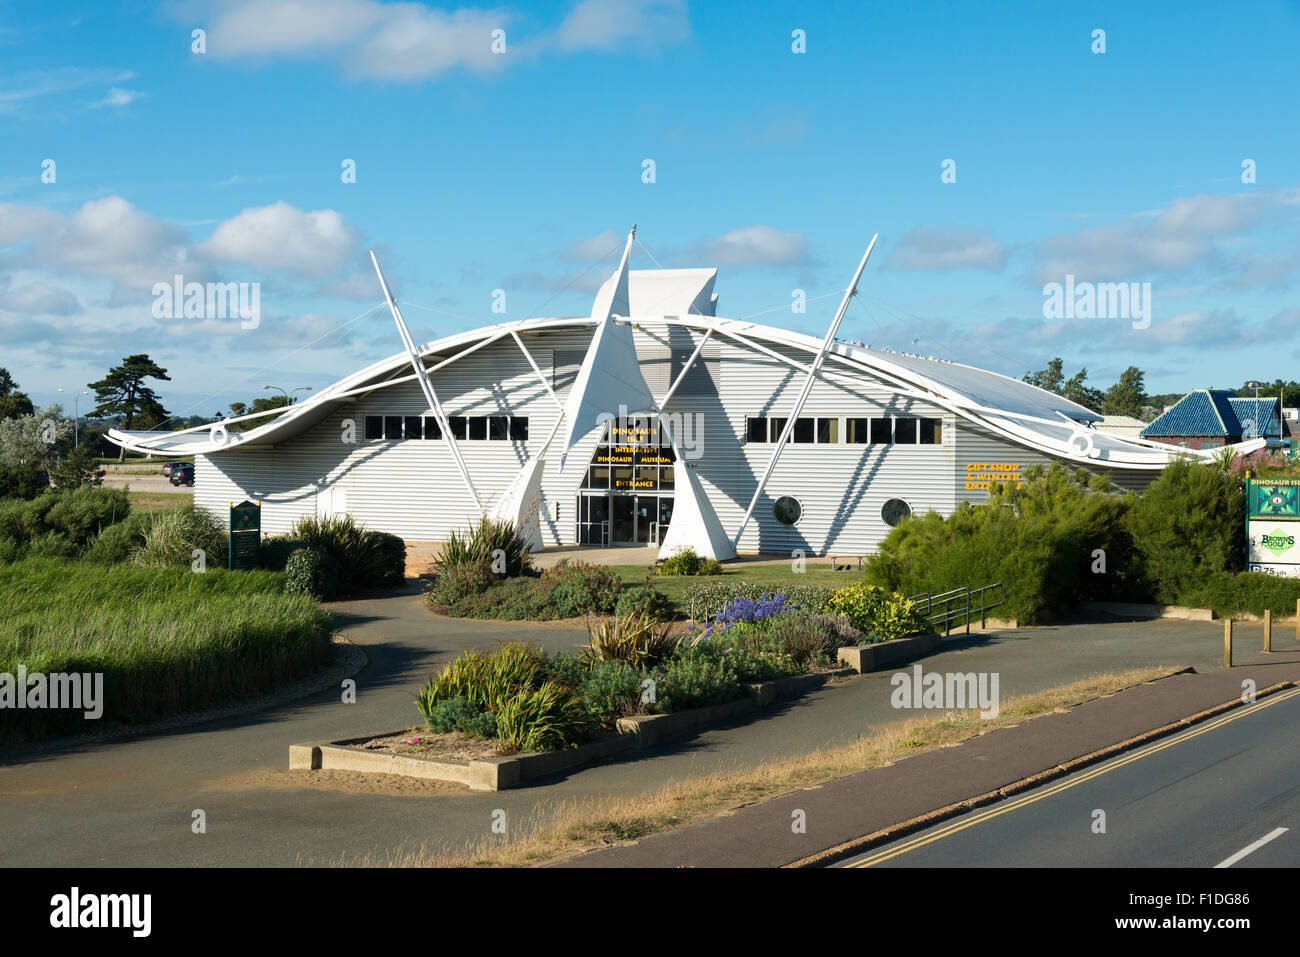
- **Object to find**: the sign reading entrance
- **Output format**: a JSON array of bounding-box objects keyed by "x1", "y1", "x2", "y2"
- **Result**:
[{"x1": 228, "y1": 500, "x2": 261, "y2": 571}]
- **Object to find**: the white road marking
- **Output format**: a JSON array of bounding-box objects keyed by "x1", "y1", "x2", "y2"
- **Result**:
[{"x1": 1214, "y1": 827, "x2": 1289, "y2": 868}]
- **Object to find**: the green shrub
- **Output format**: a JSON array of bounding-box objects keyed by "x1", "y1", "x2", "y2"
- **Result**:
[
  {"x1": 130, "y1": 505, "x2": 227, "y2": 568},
  {"x1": 684, "y1": 580, "x2": 836, "y2": 620},
  {"x1": 288, "y1": 515, "x2": 405, "y2": 594},
  {"x1": 430, "y1": 560, "x2": 495, "y2": 606},
  {"x1": 547, "y1": 651, "x2": 590, "y2": 689},
  {"x1": 544, "y1": 560, "x2": 622, "y2": 616},
  {"x1": 651, "y1": 644, "x2": 742, "y2": 712},
  {"x1": 0, "y1": 463, "x2": 45, "y2": 500},
  {"x1": 24, "y1": 530, "x2": 80, "y2": 560},
  {"x1": 445, "y1": 576, "x2": 561, "y2": 620},
  {"x1": 43, "y1": 485, "x2": 129, "y2": 544},
  {"x1": 1175, "y1": 569, "x2": 1300, "y2": 619},
  {"x1": 0, "y1": 534, "x2": 22, "y2": 564},
  {"x1": 417, "y1": 642, "x2": 548, "y2": 714},
  {"x1": 1127, "y1": 458, "x2": 1244, "y2": 603},
  {"x1": 697, "y1": 558, "x2": 724, "y2": 576},
  {"x1": 825, "y1": 582, "x2": 930, "y2": 640},
  {"x1": 657, "y1": 548, "x2": 702, "y2": 576},
  {"x1": 283, "y1": 548, "x2": 340, "y2": 600},
  {"x1": 84, "y1": 511, "x2": 154, "y2": 564},
  {"x1": 614, "y1": 580, "x2": 672, "y2": 620},
  {"x1": 436, "y1": 516, "x2": 534, "y2": 578},
  {"x1": 259, "y1": 536, "x2": 307, "y2": 572},
  {"x1": 865, "y1": 463, "x2": 1139, "y2": 624},
  {"x1": 579, "y1": 659, "x2": 647, "y2": 726},
  {"x1": 423, "y1": 695, "x2": 497, "y2": 738}
]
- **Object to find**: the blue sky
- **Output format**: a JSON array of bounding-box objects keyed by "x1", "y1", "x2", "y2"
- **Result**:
[{"x1": 1, "y1": 0, "x2": 1298, "y2": 420}]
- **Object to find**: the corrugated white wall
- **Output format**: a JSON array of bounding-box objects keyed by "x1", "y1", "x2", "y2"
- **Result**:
[{"x1": 194, "y1": 324, "x2": 1158, "y2": 554}]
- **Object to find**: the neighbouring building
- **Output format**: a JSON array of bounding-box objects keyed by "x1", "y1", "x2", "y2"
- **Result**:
[{"x1": 1141, "y1": 389, "x2": 1292, "y2": 453}]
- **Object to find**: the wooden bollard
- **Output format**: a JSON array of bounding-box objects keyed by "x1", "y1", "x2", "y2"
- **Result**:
[
  {"x1": 1264, "y1": 609, "x2": 1272, "y2": 653},
  {"x1": 1224, "y1": 619, "x2": 1233, "y2": 668}
]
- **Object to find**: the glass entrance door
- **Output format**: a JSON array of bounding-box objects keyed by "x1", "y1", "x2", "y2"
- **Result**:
[
  {"x1": 635, "y1": 496, "x2": 658, "y2": 544},
  {"x1": 610, "y1": 495, "x2": 636, "y2": 544}
]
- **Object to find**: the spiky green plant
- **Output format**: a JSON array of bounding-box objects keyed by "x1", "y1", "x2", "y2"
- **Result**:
[
  {"x1": 435, "y1": 515, "x2": 534, "y2": 578},
  {"x1": 580, "y1": 608, "x2": 675, "y2": 669},
  {"x1": 493, "y1": 679, "x2": 586, "y2": 752}
]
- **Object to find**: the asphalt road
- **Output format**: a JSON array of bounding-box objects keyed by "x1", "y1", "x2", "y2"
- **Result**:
[{"x1": 837, "y1": 685, "x2": 1300, "y2": 868}]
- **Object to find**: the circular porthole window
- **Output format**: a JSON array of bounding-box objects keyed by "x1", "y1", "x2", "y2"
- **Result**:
[
  {"x1": 881, "y1": 498, "x2": 912, "y2": 527},
  {"x1": 773, "y1": 495, "x2": 802, "y2": 526}
]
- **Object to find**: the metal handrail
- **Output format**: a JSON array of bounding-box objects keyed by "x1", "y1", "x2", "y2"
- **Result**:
[{"x1": 907, "y1": 582, "x2": 1006, "y2": 636}]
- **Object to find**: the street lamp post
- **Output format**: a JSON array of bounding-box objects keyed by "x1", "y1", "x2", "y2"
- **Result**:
[
  {"x1": 57, "y1": 388, "x2": 91, "y2": 449},
  {"x1": 263, "y1": 385, "x2": 313, "y2": 405}
]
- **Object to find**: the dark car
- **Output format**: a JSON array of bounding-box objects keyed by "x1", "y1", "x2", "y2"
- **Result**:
[
  {"x1": 161, "y1": 461, "x2": 186, "y2": 477},
  {"x1": 169, "y1": 464, "x2": 195, "y2": 487}
]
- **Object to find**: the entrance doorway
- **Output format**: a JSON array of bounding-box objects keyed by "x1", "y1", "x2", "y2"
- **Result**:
[{"x1": 582, "y1": 492, "x2": 673, "y2": 546}]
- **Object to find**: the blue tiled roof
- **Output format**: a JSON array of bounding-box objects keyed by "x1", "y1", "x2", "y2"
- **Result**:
[{"x1": 1142, "y1": 390, "x2": 1281, "y2": 438}]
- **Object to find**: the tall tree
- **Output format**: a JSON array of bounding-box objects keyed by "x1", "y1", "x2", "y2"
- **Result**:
[
  {"x1": 1102, "y1": 366, "x2": 1147, "y2": 418},
  {"x1": 1023, "y1": 358, "x2": 1065, "y2": 395},
  {"x1": 0, "y1": 367, "x2": 35, "y2": 420},
  {"x1": 88, "y1": 354, "x2": 171, "y2": 462}
]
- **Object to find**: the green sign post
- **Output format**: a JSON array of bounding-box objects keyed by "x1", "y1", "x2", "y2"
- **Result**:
[{"x1": 228, "y1": 500, "x2": 261, "y2": 571}]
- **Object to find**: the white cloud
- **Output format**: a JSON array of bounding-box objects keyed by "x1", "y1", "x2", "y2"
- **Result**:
[
  {"x1": 180, "y1": 0, "x2": 687, "y2": 81},
  {"x1": 697, "y1": 225, "x2": 809, "y2": 268},
  {"x1": 95, "y1": 86, "x2": 144, "y2": 108},
  {"x1": 551, "y1": 0, "x2": 688, "y2": 52},
  {"x1": 886, "y1": 226, "x2": 1008, "y2": 271},
  {"x1": 196, "y1": 201, "x2": 359, "y2": 277},
  {"x1": 1031, "y1": 190, "x2": 1297, "y2": 285},
  {"x1": 30, "y1": 197, "x2": 189, "y2": 292},
  {"x1": 560, "y1": 229, "x2": 622, "y2": 262},
  {"x1": 0, "y1": 282, "x2": 80, "y2": 316}
]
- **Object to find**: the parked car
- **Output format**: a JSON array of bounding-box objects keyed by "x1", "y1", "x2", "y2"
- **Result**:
[
  {"x1": 169, "y1": 464, "x2": 195, "y2": 487},
  {"x1": 161, "y1": 461, "x2": 187, "y2": 477}
]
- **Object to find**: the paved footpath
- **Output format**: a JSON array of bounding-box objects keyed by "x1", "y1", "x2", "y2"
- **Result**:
[
  {"x1": 2, "y1": 583, "x2": 1296, "y2": 867},
  {"x1": 561, "y1": 651, "x2": 1300, "y2": 867}
]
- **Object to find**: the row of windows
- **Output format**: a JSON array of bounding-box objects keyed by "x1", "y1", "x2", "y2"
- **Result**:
[
  {"x1": 364, "y1": 414, "x2": 528, "y2": 442},
  {"x1": 745, "y1": 415, "x2": 943, "y2": 445}
]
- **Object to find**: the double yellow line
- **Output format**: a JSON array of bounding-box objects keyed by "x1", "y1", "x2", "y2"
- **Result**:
[{"x1": 846, "y1": 685, "x2": 1300, "y2": 867}]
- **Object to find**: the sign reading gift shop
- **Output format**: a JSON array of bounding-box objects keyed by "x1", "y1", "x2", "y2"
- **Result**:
[
  {"x1": 964, "y1": 462, "x2": 1024, "y2": 491},
  {"x1": 228, "y1": 499, "x2": 261, "y2": 571},
  {"x1": 1245, "y1": 478, "x2": 1300, "y2": 576}
]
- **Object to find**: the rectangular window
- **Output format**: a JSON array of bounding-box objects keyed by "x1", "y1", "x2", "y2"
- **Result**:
[
  {"x1": 895, "y1": 417, "x2": 918, "y2": 444},
  {"x1": 847, "y1": 418, "x2": 871, "y2": 444},
  {"x1": 488, "y1": 415, "x2": 509, "y2": 440},
  {"x1": 746, "y1": 417, "x2": 768, "y2": 443},
  {"x1": 919, "y1": 417, "x2": 942, "y2": 445},
  {"x1": 364, "y1": 415, "x2": 383, "y2": 440},
  {"x1": 404, "y1": 416, "x2": 423, "y2": 440},
  {"x1": 817, "y1": 417, "x2": 839, "y2": 444},
  {"x1": 468, "y1": 416, "x2": 487, "y2": 440},
  {"x1": 448, "y1": 416, "x2": 467, "y2": 440},
  {"x1": 870, "y1": 417, "x2": 893, "y2": 444},
  {"x1": 792, "y1": 417, "x2": 815, "y2": 443},
  {"x1": 423, "y1": 415, "x2": 442, "y2": 439},
  {"x1": 384, "y1": 416, "x2": 403, "y2": 440},
  {"x1": 510, "y1": 417, "x2": 529, "y2": 441},
  {"x1": 768, "y1": 417, "x2": 787, "y2": 442}
]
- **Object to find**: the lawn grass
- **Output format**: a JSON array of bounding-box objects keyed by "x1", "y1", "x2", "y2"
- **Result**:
[
  {"x1": 0, "y1": 558, "x2": 334, "y2": 743},
  {"x1": 347, "y1": 665, "x2": 1178, "y2": 868},
  {"x1": 607, "y1": 562, "x2": 868, "y2": 613},
  {"x1": 125, "y1": 490, "x2": 193, "y2": 511}
]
